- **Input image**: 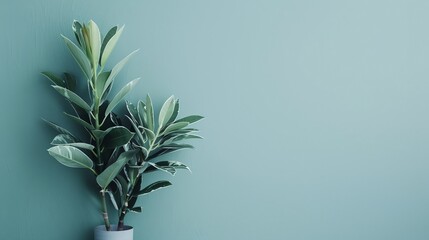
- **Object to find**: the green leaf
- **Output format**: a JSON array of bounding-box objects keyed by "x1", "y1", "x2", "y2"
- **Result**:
[
  {"x1": 100, "y1": 26, "x2": 117, "y2": 64},
  {"x1": 42, "y1": 119, "x2": 77, "y2": 140},
  {"x1": 116, "y1": 175, "x2": 129, "y2": 205},
  {"x1": 162, "y1": 122, "x2": 189, "y2": 135},
  {"x1": 146, "y1": 95, "x2": 154, "y2": 131},
  {"x1": 47, "y1": 145, "x2": 93, "y2": 170},
  {"x1": 72, "y1": 20, "x2": 84, "y2": 47},
  {"x1": 126, "y1": 101, "x2": 139, "y2": 123},
  {"x1": 175, "y1": 115, "x2": 204, "y2": 124},
  {"x1": 127, "y1": 116, "x2": 145, "y2": 146},
  {"x1": 129, "y1": 207, "x2": 142, "y2": 213},
  {"x1": 52, "y1": 86, "x2": 91, "y2": 111},
  {"x1": 96, "y1": 150, "x2": 138, "y2": 189},
  {"x1": 63, "y1": 73, "x2": 77, "y2": 91},
  {"x1": 87, "y1": 20, "x2": 101, "y2": 68},
  {"x1": 137, "y1": 100, "x2": 146, "y2": 126},
  {"x1": 161, "y1": 143, "x2": 194, "y2": 150},
  {"x1": 102, "y1": 49, "x2": 139, "y2": 95},
  {"x1": 41, "y1": 72, "x2": 65, "y2": 87},
  {"x1": 51, "y1": 134, "x2": 95, "y2": 150},
  {"x1": 106, "y1": 190, "x2": 119, "y2": 210},
  {"x1": 105, "y1": 78, "x2": 140, "y2": 116},
  {"x1": 63, "y1": 112, "x2": 94, "y2": 130},
  {"x1": 102, "y1": 126, "x2": 134, "y2": 149},
  {"x1": 144, "y1": 161, "x2": 191, "y2": 175},
  {"x1": 134, "y1": 181, "x2": 172, "y2": 197},
  {"x1": 158, "y1": 96, "x2": 175, "y2": 129},
  {"x1": 100, "y1": 25, "x2": 124, "y2": 67},
  {"x1": 61, "y1": 35, "x2": 92, "y2": 80},
  {"x1": 167, "y1": 99, "x2": 180, "y2": 125},
  {"x1": 96, "y1": 71, "x2": 110, "y2": 99}
]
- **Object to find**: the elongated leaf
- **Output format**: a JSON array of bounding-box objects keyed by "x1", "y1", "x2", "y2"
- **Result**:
[
  {"x1": 64, "y1": 112, "x2": 94, "y2": 130},
  {"x1": 162, "y1": 122, "x2": 189, "y2": 135},
  {"x1": 137, "y1": 100, "x2": 146, "y2": 126},
  {"x1": 102, "y1": 126, "x2": 134, "y2": 149},
  {"x1": 161, "y1": 143, "x2": 194, "y2": 150},
  {"x1": 158, "y1": 96, "x2": 175, "y2": 129},
  {"x1": 42, "y1": 119, "x2": 77, "y2": 140},
  {"x1": 105, "y1": 78, "x2": 140, "y2": 116},
  {"x1": 100, "y1": 26, "x2": 117, "y2": 64},
  {"x1": 52, "y1": 86, "x2": 91, "y2": 111},
  {"x1": 61, "y1": 35, "x2": 92, "y2": 80},
  {"x1": 47, "y1": 145, "x2": 93, "y2": 170},
  {"x1": 41, "y1": 72, "x2": 65, "y2": 87},
  {"x1": 88, "y1": 20, "x2": 101, "y2": 68},
  {"x1": 51, "y1": 134, "x2": 95, "y2": 150},
  {"x1": 129, "y1": 207, "x2": 142, "y2": 213},
  {"x1": 95, "y1": 71, "x2": 110, "y2": 99},
  {"x1": 127, "y1": 116, "x2": 144, "y2": 146},
  {"x1": 72, "y1": 20, "x2": 84, "y2": 47},
  {"x1": 167, "y1": 99, "x2": 180, "y2": 125},
  {"x1": 116, "y1": 175, "x2": 129, "y2": 205},
  {"x1": 106, "y1": 190, "x2": 119, "y2": 210},
  {"x1": 63, "y1": 73, "x2": 77, "y2": 91},
  {"x1": 102, "y1": 49, "x2": 139, "y2": 95},
  {"x1": 135, "y1": 181, "x2": 172, "y2": 196},
  {"x1": 96, "y1": 150, "x2": 138, "y2": 189},
  {"x1": 144, "y1": 161, "x2": 191, "y2": 175},
  {"x1": 146, "y1": 95, "x2": 154, "y2": 131},
  {"x1": 126, "y1": 101, "x2": 139, "y2": 123},
  {"x1": 100, "y1": 25, "x2": 124, "y2": 67},
  {"x1": 175, "y1": 115, "x2": 204, "y2": 124}
]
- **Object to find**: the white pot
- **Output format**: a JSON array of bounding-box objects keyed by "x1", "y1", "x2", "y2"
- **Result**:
[{"x1": 94, "y1": 225, "x2": 133, "y2": 240}]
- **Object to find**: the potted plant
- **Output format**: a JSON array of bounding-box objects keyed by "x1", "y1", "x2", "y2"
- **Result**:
[{"x1": 42, "y1": 20, "x2": 203, "y2": 240}]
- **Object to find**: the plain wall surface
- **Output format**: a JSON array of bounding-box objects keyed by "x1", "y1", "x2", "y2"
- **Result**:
[{"x1": 1, "y1": 0, "x2": 429, "y2": 239}]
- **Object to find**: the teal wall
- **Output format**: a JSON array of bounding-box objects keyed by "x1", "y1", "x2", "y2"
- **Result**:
[{"x1": 1, "y1": 0, "x2": 429, "y2": 239}]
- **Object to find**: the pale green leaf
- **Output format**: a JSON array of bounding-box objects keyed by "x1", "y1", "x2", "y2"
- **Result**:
[
  {"x1": 100, "y1": 25, "x2": 124, "y2": 67},
  {"x1": 96, "y1": 150, "x2": 138, "y2": 189},
  {"x1": 64, "y1": 112, "x2": 94, "y2": 130},
  {"x1": 146, "y1": 95, "x2": 154, "y2": 131},
  {"x1": 158, "y1": 96, "x2": 175, "y2": 129},
  {"x1": 52, "y1": 86, "x2": 91, "y2": 111},
  {"x1": 47, "y1": 145, "x2": 93, "y2": 170},
  {"x1": 61, "y1": 35, "x2": 92, "y2": 80},
  {"x1": 175, "y1": 115, "x2": 204, "y2": 124},
  {"x1": 105, "y1": 78, "x2": 140, "y2": 116},
  {"x1": 102, "y1": 49, "x2": 139, "y2": 95},
  {"x1": 88, "y1": 20, "x2": 101, "y2": 68},
  {"x1": 162, "y1": 122, "x2": 189, "y2": 135},
  {"x1": 51, "y1": 134, "x2": 94, "y2": 150}
]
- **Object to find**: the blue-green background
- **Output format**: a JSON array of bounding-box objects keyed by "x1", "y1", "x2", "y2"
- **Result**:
[{"x1": 2, "y1": 0, "x2": 429, "y2": 239}]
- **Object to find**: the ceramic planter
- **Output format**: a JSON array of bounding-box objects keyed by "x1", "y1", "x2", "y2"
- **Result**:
[{"x1": 94, "y1": 225, "x2": 133, "y2": 240}]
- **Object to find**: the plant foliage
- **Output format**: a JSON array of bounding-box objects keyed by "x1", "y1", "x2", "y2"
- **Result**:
[{"x1": 42, "y1": 20, "x2": 203, "y2": 231}]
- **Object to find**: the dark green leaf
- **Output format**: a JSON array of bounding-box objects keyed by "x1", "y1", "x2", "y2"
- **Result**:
[
  {"x1": 102, "y1": 126, "x2": 134, "y2": 149},
  {"x1": 41, "y1": 72, "x2": 65, "y2": 87},
  {"x1": 63, "y1": 73, "x2": 77, "y2": 92},
  {"x1": 134, "y1": 181, "x2": 172, "y2": 197}
]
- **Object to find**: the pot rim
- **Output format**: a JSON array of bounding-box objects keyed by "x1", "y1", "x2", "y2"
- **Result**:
[{"x1": 95, "y1": 225, "x2": 133, "y2": 231}]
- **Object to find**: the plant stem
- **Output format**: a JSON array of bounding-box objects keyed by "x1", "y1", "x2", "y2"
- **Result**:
[{"x1": 100, "y1": 190, "x2": 111, "y2": 231}]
